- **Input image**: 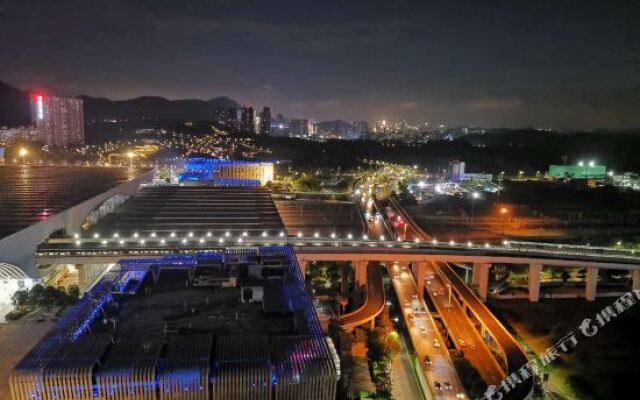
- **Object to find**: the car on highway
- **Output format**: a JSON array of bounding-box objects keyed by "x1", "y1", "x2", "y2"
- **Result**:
[
  {"x1": 419, "y1": 327, "x2": 427, "y2": 336},
  {"x1": 456, "y1": 392, "x2": 466, "y2": 399},
  {"x1": 457, "y1": 339, "x2": 466, "y2": 348},
  {"x1": 434, "y1": 382, "x2": 442, "y2": 392},
  {"x1": 423, "y1": 355, "x2": 432, "y2": 366},
  {"x1": 444, "y1": 382, "x2": 453, "y2": 390},
  {"x1": 432, "y1": 338, "x2": 441, "y2": 348}
]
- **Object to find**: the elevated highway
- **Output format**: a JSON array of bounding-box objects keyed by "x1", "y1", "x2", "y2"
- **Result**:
[
  {"x1": 38, "y1": 238, "x2": 640, "y2": 270},
  {"x1": 436, "y1": 261, "x2": 533, "y2": 400},
  {"x1": 423, "y1": 261, "x2": 504, "y2": 386},
  {"x1": 338, "y1": 262, "x2": 385, "y2": 331},
  {"x1": 38, "y1": 238, "x2": 640, "y2": 301}
]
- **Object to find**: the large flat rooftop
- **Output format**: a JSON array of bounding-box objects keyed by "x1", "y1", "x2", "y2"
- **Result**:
[
  {"x1": 0, "y1": 166, "x2": 134, "y2": 239},
  {"x1": 275, "y1": 199, "x2": 365, "y2": 237},
  {"x1": 83, "y1": 185, "x2": 285, "y2": 237},
  {"x1": 11, "y1": 247, "x2": 338, "y2": 400}
]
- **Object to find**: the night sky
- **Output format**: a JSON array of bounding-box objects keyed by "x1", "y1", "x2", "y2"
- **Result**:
[{"x1": 1, "y1": 0, "x2": 639, "y2": 129}]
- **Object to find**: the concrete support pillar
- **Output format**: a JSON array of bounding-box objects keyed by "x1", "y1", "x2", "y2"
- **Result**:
[
  {"x1": 472, "y1": 264, "x2": 482, "y2": 285},
  {"x1": 77, "y1": 264, "x2": 87, "y2": 293},
  {"x1": 354, "y1": 261, "x2": 368, "y2": 287},
  {"x1": 413, "y1": 261, "x2": 427, "y2": 297},
  {"x1": 585, "y1": 267, "x2": 599, "y2": 301},
  {"x1": 298, "y1": 261, "x2": 307, "y2": 279},
  {"x1": 528, "y1": 263, "x2": 542, "y2": 302},
  {"x1": 632, "y1": 270, "x2": 640, "y2": 291},
  {"x1": 474, "y1": 263, "x2": 490, "y2": 301}
]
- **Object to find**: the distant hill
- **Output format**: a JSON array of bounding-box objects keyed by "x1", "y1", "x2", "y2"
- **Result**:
[
  {"x1": 82, "y1": 95, "x2": 241, "y2": 121},
  {"x1": 0, "y1": 80, "x2": 30, "y2": 127}
]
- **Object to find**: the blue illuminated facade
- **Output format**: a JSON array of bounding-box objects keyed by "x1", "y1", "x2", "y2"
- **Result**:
[
  {"x1": 177, "y1": 157, "x2": 268, "y2": 186},
  {"x1": 10, "y1": 246, "x2": 337, "y2": 400}
]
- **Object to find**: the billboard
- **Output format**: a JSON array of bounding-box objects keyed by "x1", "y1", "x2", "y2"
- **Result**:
[{"x1": 548, "y1": 164, "x2": 607, "y2": 179}]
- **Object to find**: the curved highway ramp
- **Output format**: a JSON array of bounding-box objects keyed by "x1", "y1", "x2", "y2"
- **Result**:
[
  {"x1": 339, "y1": 262, "x2": 385, "y2": 331},
  {"x1": 436, "y1": 262, "x2": 533, "y2": 400}
]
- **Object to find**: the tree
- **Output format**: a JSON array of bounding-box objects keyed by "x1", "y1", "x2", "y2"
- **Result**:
[
  {"x1": 67, "y1": 285, "x2": 80, "y2": 302},
  {"x1": 28, "y1": 284, "x2": 45, "y2": 307},
  {"x1": 561, "y1": 270, "x2": 571, "y2": 284},
  {"x1": 453, "y1": 357, "x2": 486, "y2": 398},
  {"x1": 11, "y1": 290, "x2": 30, "y2": 310}
]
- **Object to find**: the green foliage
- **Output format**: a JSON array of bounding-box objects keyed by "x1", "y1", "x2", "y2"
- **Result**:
[
  {"x1": 11, "y1": 289, "x2": 30, "y2": 309},
  {"x1": 453, "y1": 356, "x2": 487, "y2": 399},
  {"x1": 292, "y1": 175, "x2": 322, "y2": 192},
  {"x1": 396, "y1": 179, "x2": 417, "y2": 206},
  {"x1": 308, "y1": 261, "x2": 347, "y2": 292},
  {"x1": 5, "y1": 309, "x2": 29, "y2": 321},
  {"x1": 11, "y1": 284, "x2": 79, "y2": 312}
]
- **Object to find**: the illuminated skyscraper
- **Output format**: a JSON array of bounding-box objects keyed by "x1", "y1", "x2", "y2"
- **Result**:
[{"x1": 29, "y1": 93, "x2": 84, "y2": 147}]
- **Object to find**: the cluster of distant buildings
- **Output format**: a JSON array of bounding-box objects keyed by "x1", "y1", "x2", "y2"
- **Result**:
[
  {"x1": 212, "y1": 105, "x2": 492, "y2": 144},
  {"x1": 0, "y1": 93, "x2": 84, "y2": 148},
  {"x1": 213, "y1": 106, "x2": 370, "y2": 140},
  {"x1": 0, "y1": 92, "x2": 489, "y2": 151}
]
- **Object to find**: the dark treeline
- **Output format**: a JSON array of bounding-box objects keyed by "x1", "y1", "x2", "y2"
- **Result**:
[
  {"x1": 85, "y1": 118, "x2": 640, "y2": 173},
  {"x1": 256, "y1": 130, "x2": 640, "y2": 173}
]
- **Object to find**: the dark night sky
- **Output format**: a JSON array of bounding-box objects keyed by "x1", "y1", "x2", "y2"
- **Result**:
[{"x1": 1, "y1": 0, "x2": 639, "y2": 129}]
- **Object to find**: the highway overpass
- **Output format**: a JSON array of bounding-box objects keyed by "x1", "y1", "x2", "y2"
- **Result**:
[
  {"x1": 37, "y1": 238, "x2": 640, "y2": 300},
  {"x1": 337, "y1": 262, "x2": 385, "y2": 331}
]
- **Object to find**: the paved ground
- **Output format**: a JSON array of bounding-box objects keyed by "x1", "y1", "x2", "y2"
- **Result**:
[
  {"x1": 392, "y1": 334, "x2": 428, "y2": 400},
  {"x1": 389, "y1": 262, "x2": 466, "y2": 400},
  {"x1": 0, "y1": 320, "x2": 55, "y2": 399},
  {"x1": 426, "y1": 262, "x2": 504, "y2": 385},
  {"x1": 275, "y1": 199, "x2": 365, "y2": 238}
]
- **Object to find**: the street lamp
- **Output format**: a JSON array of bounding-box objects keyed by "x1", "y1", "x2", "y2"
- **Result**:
[
  {"x1": 18, "y1": 147, "x2": 29, "y2": 164},
  {"x1": 471, "y1": 192, "x2": 480, "y2": 228},
  {"x1": 500, "y1": 207, "x2": 508, "y2": 236}
]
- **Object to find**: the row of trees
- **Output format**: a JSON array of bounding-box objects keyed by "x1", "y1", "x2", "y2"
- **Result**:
[
  {"x1": 11, "y1": 284, "x2": 79, "y2": 311},
  {"x1": 367, "y1": 306, "x2": 401, "y2": 398}
]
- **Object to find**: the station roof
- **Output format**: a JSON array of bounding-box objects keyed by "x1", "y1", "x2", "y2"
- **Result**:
[
  {"x1": 83, "y1": 185, "x2": 285, "y2": 238},
  {"x1": 0, "y1": 166, "x2": 133, "y2": 239}
]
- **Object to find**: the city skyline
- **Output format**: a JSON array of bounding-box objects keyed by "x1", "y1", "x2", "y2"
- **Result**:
[
  {"x1": 1, "y1": 1, "x2": 640, "y2": 129},
  {"x1": 2, "y1": 3, "x2": 640, "y2": 400}
]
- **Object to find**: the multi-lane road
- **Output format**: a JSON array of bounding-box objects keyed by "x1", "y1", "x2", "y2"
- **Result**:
[
  {"x1": 425, "y1": 261, "x2": 504, "y2": 385},
  {"x1": 389, "y1": 262, "x2": 467, "y2": 400},
  {"x1": 384, "y1": 198, "x2": 533, "y2": 400},
  {"x1": 437, "y1": 262, "x2": 533, "y2": 400}
]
